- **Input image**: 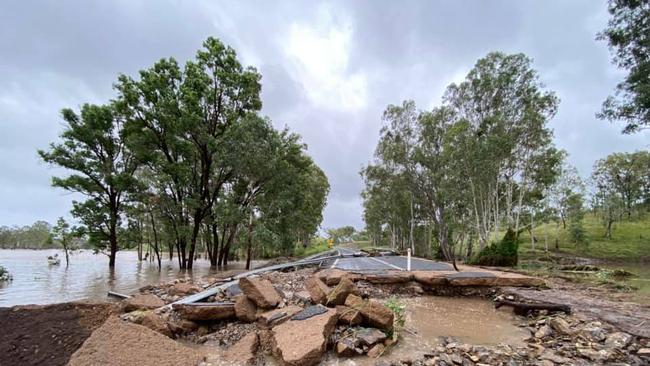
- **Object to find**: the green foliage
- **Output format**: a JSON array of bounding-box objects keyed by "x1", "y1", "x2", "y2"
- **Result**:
[
  {"x1": 385, "y1": 296, "x2": 406, "y2": 338},
  {"x1": 0, "y1": 265, "x2": 12, "y2": 282},
  {"x1": 0, "y1": 221, "x2": 56, "y2": 249},
  {"x1": 294, "y1": 237, "x2": 330, "y2": 258},
  {"x1": 598, "y1": 0, "x2": 650, "y2": 133},
  {"x1": 326, "y1": 226, "x2": 356, "y2": 244},
  {"x1": 473, "y1": 229, "x2": 519, "y2": 267}
]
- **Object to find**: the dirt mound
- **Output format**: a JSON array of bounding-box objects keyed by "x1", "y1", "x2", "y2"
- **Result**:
[
  {"x1": 68, "y1": 316, "x2": 204, "y2": 366},
  {"x1": 0, "y1": 301, "x2": 117, "y2": 366}
]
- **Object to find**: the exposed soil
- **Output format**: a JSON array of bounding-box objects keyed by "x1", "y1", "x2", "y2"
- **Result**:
[{"x1": 0, "y1": 301, "x2": 117, "y2": 366}]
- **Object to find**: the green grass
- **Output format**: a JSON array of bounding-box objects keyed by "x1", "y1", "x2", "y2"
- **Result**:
[
  {"x1": 518, "y1": 213, "x2": 650, "y2": 261},
  {"x1": 294, "y1": 237, "x2": 331, "y2": 258}
]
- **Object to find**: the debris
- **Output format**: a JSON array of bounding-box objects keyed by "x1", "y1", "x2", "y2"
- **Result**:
[
  {"x1": 123, "y1": 294, "x2": 165, "y2": 312},
  {"x1": 336, "y1": 305, "x2": 362, "y2": 326},
  {"x1": 239, "y1": 277, "x2": 282, "y2": 308},
  {"x1": 367, "y1": 343, "x2": 385, "y2": 358},
  {"x1": 223, "y1": 332, "x2": 259, "y2": 365},
  {"x1": 172, "y1": 302, "x2": 235, "y2": 321},
  {"x1": 495, "y1": 300, "x2": 571, "y2": 315},
  {"x1": 326, "y1": 276, "x2": 357, "y2": 306},
  {"x1": 306, "y1": 276, "x2": 331, "y2": 305},
  {"x1": 234, "y1": 294, "x2": 257, "y2": 322},
  {"x1": 292, "y1": 305, "x2": 329, "y2": 321},
  {"x1": 345, "y1": 294, "x2": 394, "y2": 331},
  {"x1": 258, "y1": 306, "x2": 302, "y2": 326}
]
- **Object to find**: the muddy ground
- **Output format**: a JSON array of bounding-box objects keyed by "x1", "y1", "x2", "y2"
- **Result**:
[{"x1": 0, "y1": 301, "x2": 117, "y2": 366}]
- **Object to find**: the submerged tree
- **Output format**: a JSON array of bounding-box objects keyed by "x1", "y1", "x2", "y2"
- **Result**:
[
  {"x1": 52, "y1": 217, "x2": 80, "y2": 267},
  {"x1": 39, "y1": 104, "x2": 139, "y2": 267}
]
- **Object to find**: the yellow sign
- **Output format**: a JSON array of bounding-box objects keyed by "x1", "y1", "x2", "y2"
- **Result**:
[{"x1": 327, "y1": 239, "x2": 334, "y2": 248}]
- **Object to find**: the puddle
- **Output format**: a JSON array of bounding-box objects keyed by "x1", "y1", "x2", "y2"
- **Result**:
[{"x1": 324, "y1": 296, "x2": 530, "y2": 365}]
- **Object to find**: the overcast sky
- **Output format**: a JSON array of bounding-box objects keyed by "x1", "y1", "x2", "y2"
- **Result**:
[{"x1": 1, "y1": 1, "x2": 648, "y2": 230}]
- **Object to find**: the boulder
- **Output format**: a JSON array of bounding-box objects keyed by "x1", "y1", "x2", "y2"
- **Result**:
[
  {"x1": 367, "y1": 343, "x2": 385, "y2": 358},
  {"x1": 172, "y1": 303, "x2": 235, "y2": 321},
  {"x1": 169, "y1": 283, "x2": 201, "y2": 296},
  {"x1": 549, "y1": 317, "x2": 572, "y2": 335},
  {"x1": 336, "y1": 305, "x2": 362, "y2": 326},
  {"x1": 326, "y1": 276, "x2": 357, "y2": 306},
  {"x1": 306, "y1": 276, "x2": 331, "y2": 305},
  {"x1": 345, "y1": 294, "x2": 394, "y2": 332},
  {"x1": 272, "y1": 307, "x2": 338, "y2": 366},
  {"x1": 355, "y1": 327, "x2": 387, "y2": 347},
  {"x1": 123, "y1": 294, "x2": 165, "y2": 312},
  {"x1": 223, "y1": 332, "x2": 259, "y2": 365},
  {"x1": 67, "y1": 316, "x2": 203, "y2": 366},
  {"x1": 120, "y1": 310, "x2": 172, "y2": 337},
  {"x1": 234, "y1": 294, "x2": 257, "y2": 322},
  {"x1": 258, "y1": 306, "x2": 302, "y2": 327},
  {"x1": 605, "y1": 332, "x2": 632, "y2": 349},
  {"x1": 239, "y1": 277, "x2": 282, "y2": 308}
]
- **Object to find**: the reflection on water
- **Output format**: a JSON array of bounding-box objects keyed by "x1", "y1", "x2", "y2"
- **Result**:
[
  {"x1": 602, "y1": 263, "x2": 650, "y2": 296},
  {"x1": 0, "y1": 249, "x2": 254, "y2": 307}
]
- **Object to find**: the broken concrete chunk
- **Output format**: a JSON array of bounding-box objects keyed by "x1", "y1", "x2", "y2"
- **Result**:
[
  {"x1": 223, "y1": 332, "x2": 259, "y2": 365},
  {"x1": 123, "y1": 294, "x2": 165, "y2": 312},
  {"x1": 239, "y1": 277, "x2": 282, "y2": 308},
  {"x1": 306, "y1": 276, "x2": 331, "y2": 305},
  {"x1": 172, "y1": 303, "x2": 235, "y2": 321},
  {"x1": 272, "y1": 307, "x2": 338, "y2": 366},
  {"x1": 292, "y1": 305, "x2": 328, "y2": 321},
  {"x1": 326, "y1": 276, "x2": 357, "y2": 306},
  {"x1": 345, "y1": 294, "x2": 394, "y2": 332},
  {"x1": 336, "y1": 305, "x2": 362, "y2": 326},
  {"x1": 258, "y1": 306, "x2": 302, "y2": 326},
  {"x1": 234, "y1": 294, "x2": 257, "y2": 322}
]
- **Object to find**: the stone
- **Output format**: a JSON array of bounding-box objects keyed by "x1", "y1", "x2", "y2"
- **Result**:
[
  {"x1": 239, "y1": 277, "x2": 282, "y2": 308},
  {"x1": 336, "y1": 339, "x2": 359, "y2": 357},
  {"x1": 272, "y1": 307, "x2": 338, "y2": 366},
  {"x1": 317, "y1": 268, "x2": 360, "y2": 285},
  {"x1": 548, "y1": 317, "x2": 572, "y2": 335},
  {"x1": 446, "y1": 272, "x2": 498, "y2": 286},
  {"x1": 306, "y1": 276, "x2": 331, "y2": 305},
  {"x1": 579, "y1": 323, "x2": 606, "y2": 342},
  {"x1": 234, "y1": 294, "x2": 257, "y2": 322},
  {"x1": 355, "y1": 327, "x2": 387, "y2": 347},
  {"x1": 534, "y1": 325, "x2": 553, "y2": 338},
  {"x1": 605, "y1": 332, "x2": 633, "y2": 349},
  {"x1": 120, "y1": 310, "x2": 172, "y2": 337},
  {"x1": 336, "y1": 305, "x2": 362, "y2": 326},
  {"x1": 637, "y1": 348, "x2": 650, "y2": 356},
  {"x1": 294, "y1": 291, "x2": 312, "y2": 305},
  {"x1": 225, "y1": 284, "x2": 243, "y2": 298},
  {"x1": 258, "y1": 306, "x2": 302, "y2": 326},
  {"x1": 577, "y1": 347, "x2": 611, "y2": 362},
  {"x1": 172, "y1": 303, "x2": 235, "y2": 321},
  {"x1": 223, "y1": 332, "x2": 259, "y2": 365},
  {"x1": 167, "y1": 319, "x2": 199, "y2": 335},
  {"x1": 123, "y1": 294, "x2": 165, "y2": 312},
  {"x1": 169, "y1": 282, "x2": 201, "y2": 296},
  {"x1": 412, "y1": 271, "x2": 452, "y2": 286},
  {"x1": 345, "y1": 294, "x2": 394, "y2": 332},
  {"x1": 450, "y1": 353, "x2": 463, "y2": 364},
  {"x1": 367, "y1": 343, "x2": 385, "y2": 358},
  {"x1": 292, "y1": 305, "x2": 329, "y2": 320},
  {"x1": 327, "y1": 276, "x2": 357, "y2": 306},
  {"x1": 540, "y1": 349, "x2": 571, "y2": 364}
]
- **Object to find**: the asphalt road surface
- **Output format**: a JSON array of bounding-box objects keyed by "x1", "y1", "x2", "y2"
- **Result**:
[{"x1": 330, "y1": 247, "x2": 454, "y2": 272}]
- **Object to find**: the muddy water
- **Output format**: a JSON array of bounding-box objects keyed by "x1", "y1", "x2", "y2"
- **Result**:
[
  {"x1": 324, "y1": 296, "x2": 529, "y2": 365},
  {"x1": 0, "y1": 249, "x2": 260, "y2": 307}
]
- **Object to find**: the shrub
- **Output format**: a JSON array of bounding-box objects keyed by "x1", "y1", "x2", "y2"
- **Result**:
[{"x1": 472, "y1": 229, "x2": 519, "y2": 267}]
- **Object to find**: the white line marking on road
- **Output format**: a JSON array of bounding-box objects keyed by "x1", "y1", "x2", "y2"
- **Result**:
[
  {"x1": 331, "y1": 258, "x2": 340, "y2": 269},
  {"x1": 368, "y1": 256, "x2": 404, "y2": 271}
]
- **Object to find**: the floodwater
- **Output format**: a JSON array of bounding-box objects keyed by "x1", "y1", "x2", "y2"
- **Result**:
[
  {"x1": 602, "y1": 262, "x2": 650, "y2": 296},
  {"x1": 0, "y1": 249, "x2": 257, "y2": 307},
  {"x1": 323, "y1": 296, "x2": 530, "y2": 365}
]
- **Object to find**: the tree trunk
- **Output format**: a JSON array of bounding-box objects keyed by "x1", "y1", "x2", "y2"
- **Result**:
[
  {"x1": 246, "y1": 212, "x2": 254, "y2": 270},
  {"x1": 108, "y1": 206, "x2": 118, "y2": 268},
  {"x1": 149, "y1": 211, "x2": 161, "y2": 271}
]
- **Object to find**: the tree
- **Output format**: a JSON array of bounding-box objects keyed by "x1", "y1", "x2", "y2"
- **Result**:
[
  {"x1": 566, "y1": 193, "x2": 586, "y2": 245},
  {"x1": 52, "y1": 217, "x2": 80, "y2": 267},
  {"x1": 598, "y1": 0, "x2": 650, "y2": 133},
  {"x1": 39, "y1": 104, "x2": 139, "y2": 267},
  {"x1": 327, "y1": 226, "x2": 356, "y2": 244}
]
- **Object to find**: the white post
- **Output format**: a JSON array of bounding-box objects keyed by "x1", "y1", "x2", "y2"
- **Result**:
[{"x1": 407, "y1": 248, "x2": 411, "y2": 271}]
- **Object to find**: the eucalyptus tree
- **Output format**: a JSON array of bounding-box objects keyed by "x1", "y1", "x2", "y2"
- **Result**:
[
  {"x1": 116, "y1": 37, "x2": 262, "y2": 269},
  {"x1": 39, "y1": 104, "x2": 139, "y2": 267},
  {"x1": 598, "y1": 0, "x2": 650, "y2": 133},
  {"x1": 443, "y1": 52, "x2": 560, "y2": 248},
  {"x1": 52, "y1": 217, "x2": 80, "y2": 267}
]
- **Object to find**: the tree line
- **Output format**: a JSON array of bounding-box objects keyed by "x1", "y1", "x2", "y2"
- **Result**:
[{"x1": 39, "y1": 37, "x2": 329, "y2": 269}]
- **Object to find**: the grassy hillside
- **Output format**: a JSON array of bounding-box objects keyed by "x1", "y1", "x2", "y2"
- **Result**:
[{"x1": 518, "y1": 213, "x2": 650, "y2": 261}]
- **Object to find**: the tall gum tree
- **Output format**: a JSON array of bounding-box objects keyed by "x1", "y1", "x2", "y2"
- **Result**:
[{"x1": 39, "y1": 104, "x2": 139, "y2": 267}]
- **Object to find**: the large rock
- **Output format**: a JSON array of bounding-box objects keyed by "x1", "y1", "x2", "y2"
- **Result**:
[
  {"x1": 272, "y1": 307, "x2": 338, "y2": 366},
  {"x1": 120, "y1": 310, "x2": 172, "y2": 337},
  {"x1": 239, "y1": 277, "x2": 282, "y2": 308},
  {"x1": 169, "y1": 282, "x2": 201, "y2": 296},
  {"x1": 123, "y1": 294, "x2": 165, "y2": 312},
  {"x1": 317, "y1": 268, "x2": 361, "y2": 285},
  {"x1": 223, "y1": 332, "x2": 259, "y2": 365},
  {"x1": 234, "y1": 294, "x2": 257, "y2": 322},
  {"x1": 172, "y1": 303, "x2": 235, "y2": 321},
  {"x1": 68, "y1": 316, "x2": 203, "y2": 366},
  {"x1": 258, "y1": 306, "x2": 302, "y2": 327},
  {"x1": 345, "y1": 294, "x2": 394, "y2": 332},
  {"x1": 336, "y1": 305, "x2": 362, "y2": 326},
  {"x1": 306, "y1": 276, "x2": 331, "y2": 305},
  {"x1": 326, "y1": 276, "x2": 357, "y2": 306}
]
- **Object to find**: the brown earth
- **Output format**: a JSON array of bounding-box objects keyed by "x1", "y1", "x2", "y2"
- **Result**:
[{"x1": 0, "y1": 301, "x2": 117, "y2": 366}]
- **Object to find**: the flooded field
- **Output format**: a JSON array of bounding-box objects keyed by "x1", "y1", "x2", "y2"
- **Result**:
[
  {"x1": 324, "y1": 296, "x2": 529, "y2": 365},
  {"x1": 0, "y1": 249, "x2": 259, "y2": 307}
]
